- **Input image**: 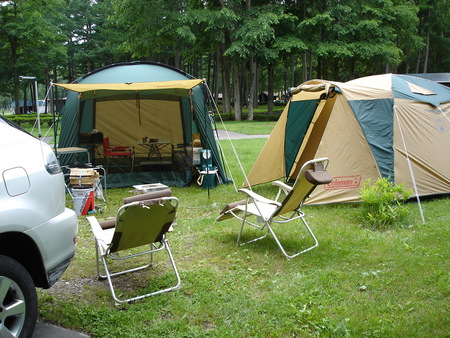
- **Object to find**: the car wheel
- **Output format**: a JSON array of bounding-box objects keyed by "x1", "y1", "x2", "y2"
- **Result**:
[{"x1": 0, "y1": 255, "x2": 37, "y2": 338}]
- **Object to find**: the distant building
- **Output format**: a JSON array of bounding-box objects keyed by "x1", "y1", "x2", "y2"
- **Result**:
[
  {"x1": 12, "y1": 98, "x2": 66, "y2": 114},
  {"x1": 259, "y1": 91, "x2": 280, "y2": 104}
]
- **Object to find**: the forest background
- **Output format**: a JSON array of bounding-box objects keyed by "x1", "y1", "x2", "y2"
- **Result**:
[{"x1": 0, "y1": 0, "x2": 449, "y2": 120}]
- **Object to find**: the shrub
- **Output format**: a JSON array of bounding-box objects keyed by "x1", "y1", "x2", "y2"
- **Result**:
[
  {"x1": 6, "y1": 113, "x2": 55, "y2": 127},
  {"x1": 359, "y1": 178, "x2": 412, "y2": 230}
]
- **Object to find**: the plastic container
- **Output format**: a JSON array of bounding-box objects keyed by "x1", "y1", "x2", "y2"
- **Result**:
[{"x1": 72, "y1": 188, "x2": 95, "y2": 216}]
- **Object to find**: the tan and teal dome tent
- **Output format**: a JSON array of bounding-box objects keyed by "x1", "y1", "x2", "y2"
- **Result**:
[
  {"x1": 244, "y1": 74, "x2": 450, "y2": 205},
  {"x1": 56, "y1": 61, "x2": 227, "y2": 188}
]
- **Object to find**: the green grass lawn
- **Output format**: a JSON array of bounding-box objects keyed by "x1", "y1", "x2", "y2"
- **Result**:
[
  {"x1": 216, "y1": 120, "x2": 276, "y2": 135},
  {"x1": 37, "y1": 137, "x2": 449, "y2": 337}
]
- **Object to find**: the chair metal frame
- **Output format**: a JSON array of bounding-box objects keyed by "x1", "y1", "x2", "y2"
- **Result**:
[
  {"x1": 87, "y1": 196, "x2": 181, "y2": 304},
  {"x1": 217, "y1": 158, "x2": 331, "y2": 260}
]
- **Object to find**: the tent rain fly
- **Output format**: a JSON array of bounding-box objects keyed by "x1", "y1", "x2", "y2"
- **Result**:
[{"x1": 55, "y1": 62, "x2": 227, "y2": 188}]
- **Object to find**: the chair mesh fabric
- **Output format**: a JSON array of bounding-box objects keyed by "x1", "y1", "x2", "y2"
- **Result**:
[{"x1": 110, "y1": 202, "x2": 175, "y2": 252}]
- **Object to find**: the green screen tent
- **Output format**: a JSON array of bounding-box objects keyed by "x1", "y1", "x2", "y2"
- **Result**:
[
  {"x1": 56, "y1": 61, "x2": 227, "y2": 188},
  {"x1": 244, "y1": 74, "x2": 450, "y2": 205}
]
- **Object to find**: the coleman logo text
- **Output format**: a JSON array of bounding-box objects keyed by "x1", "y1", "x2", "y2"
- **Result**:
[{"x1": 325, "y1": 175, "x2": 361, "y2": 190}]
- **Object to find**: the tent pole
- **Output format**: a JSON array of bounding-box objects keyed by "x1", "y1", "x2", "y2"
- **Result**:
[
  {"x1": 33, "y1": 79, "x2": 41, "y2": 138},
  {"x1": 204, "y1": 82, "x2": 246, "y2": 192},
  {"x1": 50, "y1": 82, "x2": 58, "y2": 152},
  {"x1": 394, "y1": 106, "x2": 425, "y2": 224}
]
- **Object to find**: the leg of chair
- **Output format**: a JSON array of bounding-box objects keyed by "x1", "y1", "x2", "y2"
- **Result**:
[
  {"x1": 94, "y1": 239, "x2": 107, "y2": 280},
  {"x1": 98, "y1": 240, "x2": 181, "y2": 305},
  {"x1": 130, "y1": 154, "x2": 134, "y2": 173},
  {"x1": 236, "y1": 214, "x2": 269, "y2": 246},
  {"x1": 267, "y1": 216, "x2": 319, "y2": 260},
  {"x1": 119, "y1": 239, "x2": 181, "y2": 304},
  {"x1": 99, "y1": 254, "x2": 123, "y2": 305},
  {"x1": 299, "y1": 216, "x2": 319, "y2": 253},
  {"x1": 236, "y1": 217, "x2": 246, "y2": 245},
  {"x1": 159, "y1": 239, "x2": 181, "y2": 293},
  {"x1": 98, "y1": 254, "x2": 154, "y2": 305}
]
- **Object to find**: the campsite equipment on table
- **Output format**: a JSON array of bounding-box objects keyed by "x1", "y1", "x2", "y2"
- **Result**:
[
  {"x1": 54, "y1": 61, "x2": 227, "y2": 188},
  {"x1": 244, "y1": 74, "x2": 450, "y2": 211},
  {"x1": 69, "y1": 168, "x2": 99, "y2": 188},
  {"x1": 132, "y1": 183, "x2": 169, "y2": 194},
  {"x1": 68, "y1": 166, "x2": 106, "y2": 212}
]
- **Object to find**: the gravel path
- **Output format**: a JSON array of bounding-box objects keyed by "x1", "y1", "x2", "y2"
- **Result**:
[{"x1": 215, "y1": 129, "x2": 270, "y2": 139}]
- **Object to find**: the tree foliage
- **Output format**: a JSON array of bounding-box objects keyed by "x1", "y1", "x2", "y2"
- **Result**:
[{"x1": 0, "y1": 0, "x2": 448, "y2": 118}]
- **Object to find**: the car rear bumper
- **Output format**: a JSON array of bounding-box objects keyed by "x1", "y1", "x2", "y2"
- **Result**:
[
  {"x1": 47, "y1": 253, "x2": 75, "y2": 287},
  {"x1": 26, "y1": 207, "x2": 78, "y2": 288}
]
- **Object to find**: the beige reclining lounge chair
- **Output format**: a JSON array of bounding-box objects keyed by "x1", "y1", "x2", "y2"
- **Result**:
[{"x1": 217, "y1": 158, "x2": 332, "y2": 259}]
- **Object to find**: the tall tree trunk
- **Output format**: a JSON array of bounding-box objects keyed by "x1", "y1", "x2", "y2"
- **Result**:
[
  {"x1": 12, "y1": 44, "x2": 20, "y2": 115},
  {"x1": 221, "y1": 54, "x2": 232, "y2": 116},
  {"x1": 350, "y1": 58, "x2": 356, "y2": 79},
  {"x1": 333, "y1": 58, "x2": 339, "y2": 80},
  {"x1": 423, "y1": 8, "x2": 431, "y2": 73},
  {"x1": 233, "y1": 63, "x2": 242, "y2": 121},
  {"x1": 53, "y1": 66, "x2": 61, "y2": 113},
  {"x1": 290, "y1": 55, "x2": 295, "y2": 87},
  {"x1": 253, "y1": 65, "x2": 259, "y2": 108},
  {"x1": 207, "y1": 55, "x2": 212, "y2": 88},
  {"x1": 247, "y1": 58, "x2": 256, "y2": 121},
  {"x1": 267, "y1": 63, "x2": 274, "y2": 115},
  {"x1": 415, "y1": 52, "x2": 421, "y2": 73},
  {"x1": 212, "y1": 53, "x2": 220, "y2": 108},
  {"x1": 193, "y1": 57, "x2": 199, "y2": 78},
  {"x1": 302, "y1": 53, "x2": 308, "y2": 82}
]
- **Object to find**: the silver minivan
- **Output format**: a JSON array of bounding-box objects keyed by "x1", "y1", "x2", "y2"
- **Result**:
[{"x1": 0, "y1": 116, "x2": 78, "y2": 337}]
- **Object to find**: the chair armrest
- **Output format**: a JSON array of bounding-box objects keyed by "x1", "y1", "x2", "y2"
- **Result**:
[
  {"x1": 238, "y1": 188, "x2": 282, "y2": 207},
  {"x1": 87, "y1": 216, "x2": 112, "y2": 255},
  {"x1": 272, "y1": 181, "x2": 292, "y2": 202},
  {"x1": 110, "y1": 145, "x2": 130, "y2": 150},
  {"x1": 272, "y1": 180, "x2": 292, "y2": 192}
]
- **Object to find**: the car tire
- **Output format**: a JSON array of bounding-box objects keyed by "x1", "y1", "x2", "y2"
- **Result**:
[{"x1": 0, "y1": 255, "x2": 38, "y2": 338}]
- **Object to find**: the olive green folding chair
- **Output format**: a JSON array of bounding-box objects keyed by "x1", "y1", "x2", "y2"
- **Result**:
[
  {"x1": 217, "y1": 158, "x2": 332, "y2": 260},
  {"x1": 87, "y1": 195, "x2": 180, "y2": 304}
]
